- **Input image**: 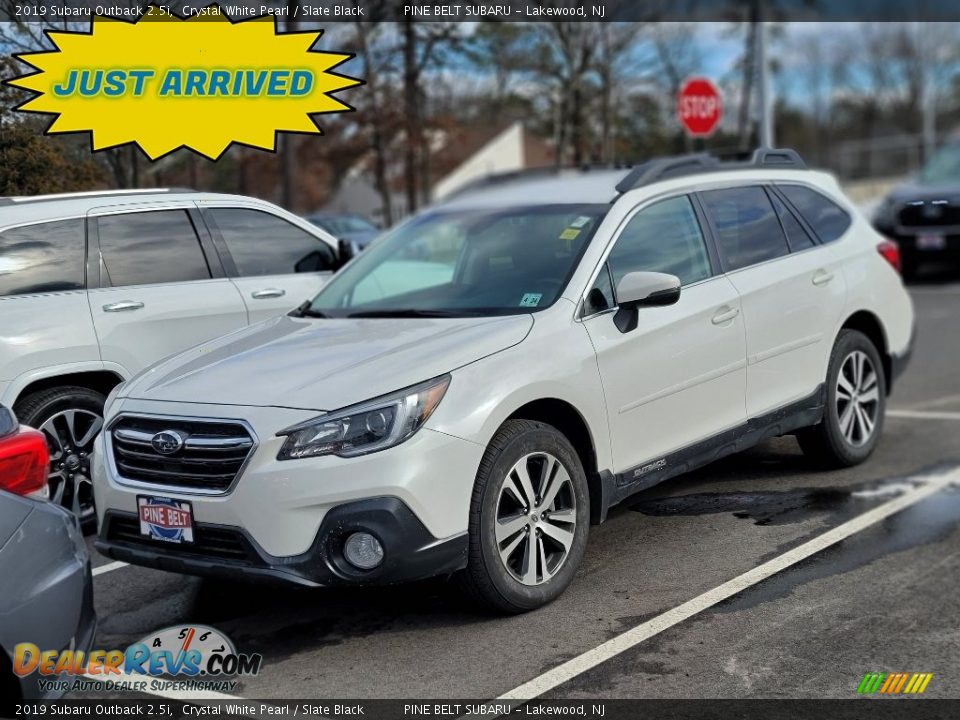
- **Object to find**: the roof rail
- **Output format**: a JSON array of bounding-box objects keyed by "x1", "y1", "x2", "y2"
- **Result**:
[
  {"x1": 0, "y1": 187, "x2": 197, "y2": 206},
  {"x1": 445, "y1": 163, "x2": 633, "y2": 200},
  {"x1": 615, "y1": 147, "x2": 807, "y2": 194}
]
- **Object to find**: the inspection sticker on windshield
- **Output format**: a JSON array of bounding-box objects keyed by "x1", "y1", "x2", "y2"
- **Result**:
[
  {"x1": 559, "y1": 228, "x2": 581, "y2": 241},
  {"x1": 570, "y1": 216, "x2": 592, "y2": 228},
  {"x1": 519, "y1": 293, "x2": 543, "y2": 307}
]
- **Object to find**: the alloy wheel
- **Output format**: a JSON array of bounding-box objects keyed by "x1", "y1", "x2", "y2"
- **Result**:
[
  {"x1": 40, "y1": 408, "x2": 102, "y2": 522},
  {"x1": 836, "y1": 350, "x2": 880, "y2": 448},
  {"x1": 494, "y1": 452, "x2": 577, "y2": 586}
]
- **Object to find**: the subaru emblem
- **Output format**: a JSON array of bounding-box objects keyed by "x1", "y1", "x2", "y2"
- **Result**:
[{"x1": 151, "y1": 430, "x2": 186, "y2": 455}]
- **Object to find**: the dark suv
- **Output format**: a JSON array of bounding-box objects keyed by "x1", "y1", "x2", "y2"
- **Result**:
[{"x1": 873, "y1": 142, "x2": 960, "y2": 279}]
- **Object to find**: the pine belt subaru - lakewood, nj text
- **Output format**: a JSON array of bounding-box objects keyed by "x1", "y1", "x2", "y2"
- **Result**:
[{"x1": 93, "y1": 150, "x2": 914, "y2": 612}]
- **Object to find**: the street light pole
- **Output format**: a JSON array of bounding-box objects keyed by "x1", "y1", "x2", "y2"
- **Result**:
[{"x1": 757, "y1": 16, "x2": 774, "y2": 148}]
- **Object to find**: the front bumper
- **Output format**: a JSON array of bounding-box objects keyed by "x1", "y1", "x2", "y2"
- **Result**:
[
  {"x1": 96, "y1": 497, "x2": 467, "y2": 587},
  {"x1": 92, "y1": 398, "x2": 483, "y2": 584}
]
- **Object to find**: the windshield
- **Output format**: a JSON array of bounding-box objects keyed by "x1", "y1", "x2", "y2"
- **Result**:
[
  {"x1": 919, "y1": 144, "x2": 960, "y2": 185},
  {"x1": 314, "y1": 215, "x2": 378, "y2": 235},
  {"x1": 307, "y1": 204, "x2": 606, "y2": 318}
]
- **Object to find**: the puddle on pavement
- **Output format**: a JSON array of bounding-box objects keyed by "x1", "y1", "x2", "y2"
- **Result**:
[
  {"x1": 713, "y1": 486, "x2": 960, "y2": 612},
  {"x1": 627, "y1": 475, "x2": 937, "y2": 527},
  {"x1": 628, "y1": 487, "x2": 851, "y2": 526}
]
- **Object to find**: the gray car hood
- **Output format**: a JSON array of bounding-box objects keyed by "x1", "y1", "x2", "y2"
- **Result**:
[{"x1": 120, "y1": 314, "x2": 533, "y2": 411}]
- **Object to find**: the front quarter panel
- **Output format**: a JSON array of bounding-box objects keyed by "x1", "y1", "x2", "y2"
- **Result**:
[{"x1": 426, "y1": 301, "x2": 612, "y2": 474}]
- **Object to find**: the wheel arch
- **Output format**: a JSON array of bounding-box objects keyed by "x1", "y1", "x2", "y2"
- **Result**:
[
  {"x1": 503, "y1": 398, "x2": 606, "y2": 525},
  {"x1": 12, "y1": 370, "x2": 125, "y2": 410},
  {"x1": 839, "y1": 310, "x2": 892, "y2": 393}
]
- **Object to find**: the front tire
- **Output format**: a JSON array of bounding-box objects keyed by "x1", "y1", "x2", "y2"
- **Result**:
[
  {"x1": 458, "y1": 420, "x2": 589, "y2": 613},
  {"x1": 797, "y1": 330, "x2": 886, "y2": 468},
  {"x1": 14, "y1": 386, "x2": 105, "y2": 528}
]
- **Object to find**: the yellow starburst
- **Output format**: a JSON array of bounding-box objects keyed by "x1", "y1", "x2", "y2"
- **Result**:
[{"x1": 6, "y1": 4, "x2": 362, "y2": 160}]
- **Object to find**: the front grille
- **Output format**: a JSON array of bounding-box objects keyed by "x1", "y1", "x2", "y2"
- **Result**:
[
  {"x1": 898, "y1": 202, "x2": 960, "y2": 228},
  {"x1": 110, "y1": 415, "x2": 255, "y2": 492},
  {"x1": 106, "y1": 514, "x2": 259, "y2": 564}
]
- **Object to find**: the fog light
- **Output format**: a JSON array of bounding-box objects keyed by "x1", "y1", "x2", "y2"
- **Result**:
[{"x1": 343, "y1": 532, "x2": 384, "y2": 570}]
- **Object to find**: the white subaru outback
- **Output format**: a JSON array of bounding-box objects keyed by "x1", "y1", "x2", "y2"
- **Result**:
[{"x1": 93, "y1": 150, "x2": 914, "y2": 612}]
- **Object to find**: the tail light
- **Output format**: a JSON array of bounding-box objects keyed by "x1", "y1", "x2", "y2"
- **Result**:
[
  {"x1": 0, "y1": 428, "x2": 49, "y2": 498},
  {"x1": 877, "y1": 240, "x2": 901, "y2": 273}
]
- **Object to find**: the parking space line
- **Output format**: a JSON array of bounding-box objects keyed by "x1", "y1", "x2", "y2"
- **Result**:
[
  {"x1": 887, "y1": 409, "x2": 960, "y2": 421},
  {"x1": 492, "y1": 466, "x2": 960, "y2": 704},
  {"x1": 92, "y1": 561, "x2": 129, "y2": 576}
]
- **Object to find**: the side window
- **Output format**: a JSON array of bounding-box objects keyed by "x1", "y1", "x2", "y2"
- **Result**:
[
  {"x1": 778, "y1": 185, "x2": 852, "y2": 243},
  {"x1": 583, "y1": 264, "x2": 614, "y2": 316},
  {"x1": 770, "y1": 191, "x2": 815, "y2": 251},
  {"x1": 208, "y1": 208, "x2": 337, "y2": 276},
  {"x1": 605, "y1": 195, "x2": 711, "y2": 290},
  {"x1": 0, "y1": 219, "x2": 85, "y2": 297},
  {"x1": 98, "y1": 210, "x2": 211, "y2": 287},
  {"x1": 700, "y1": 186, "x2": 790, "y2": 272}
]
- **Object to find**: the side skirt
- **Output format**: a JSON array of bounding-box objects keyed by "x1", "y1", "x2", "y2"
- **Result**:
[{"x1": 593, "y1": 384, "x2": 825, "y2": 523}]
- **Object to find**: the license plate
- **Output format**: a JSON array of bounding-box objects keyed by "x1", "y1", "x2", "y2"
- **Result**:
[
  {"x1": 917, "y1": 233, "x2": 946, "y2": 250},
  {"x1": 137, "y1": 496, "x2": 194, "y2": 544}
]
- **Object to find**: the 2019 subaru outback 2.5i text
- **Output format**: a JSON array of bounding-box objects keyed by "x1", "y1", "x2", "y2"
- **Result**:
[{"x1": 93, "y1": 150, "x2": 914, "y2": 612}]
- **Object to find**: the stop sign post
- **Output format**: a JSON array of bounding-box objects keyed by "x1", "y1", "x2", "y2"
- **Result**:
[{"x1": 677, "y1": 77, "x2": 722, "y2": 138}]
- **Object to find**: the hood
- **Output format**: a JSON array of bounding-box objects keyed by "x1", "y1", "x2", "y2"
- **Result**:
[{"x1": 121, "y1": 314, "x2": 533, "y2": 411}]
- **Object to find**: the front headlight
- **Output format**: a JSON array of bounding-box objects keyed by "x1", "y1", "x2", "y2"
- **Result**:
[{"x1": 276, "y1": 375, "x2": 451, "y2": 460}]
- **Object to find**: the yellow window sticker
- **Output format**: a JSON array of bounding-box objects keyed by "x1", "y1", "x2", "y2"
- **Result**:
[{"x1": 559, "y1": 227, "x2": 581, "y2": 241}]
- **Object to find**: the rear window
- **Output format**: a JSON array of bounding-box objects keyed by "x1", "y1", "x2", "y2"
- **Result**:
[
  {"x1": 98, "y1": 210, "x2": 211, "y2": 287},
  {"x1": 0, "y1": 219, "x2": 85, "y2": 297},
  {"x1": 779, "y1": 185, "x2": 851, "y2": 243},
  {"x1": 699, "y1": 186, "x2": 790, "y2": 272}
]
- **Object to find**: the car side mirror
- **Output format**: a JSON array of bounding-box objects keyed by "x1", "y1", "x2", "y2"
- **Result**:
[
  {"x1": 613, "y1": 271, "x2": 681, "y2": 333},
  {"x1": 336, "y1": 238, "x2": 356, "y2": 269}
]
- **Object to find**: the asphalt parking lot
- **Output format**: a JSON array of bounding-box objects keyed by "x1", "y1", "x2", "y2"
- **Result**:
[{"x1": 82, "y1": 274, "x2": 960, "y2": 702}]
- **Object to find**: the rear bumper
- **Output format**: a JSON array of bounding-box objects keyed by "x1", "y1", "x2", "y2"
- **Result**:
[
  {"x1": 887, "y1": 231, "x2": 960, "y2": 261},
  {"x1": 96, "y1": 496, "x2": 468, "y2": 587}
]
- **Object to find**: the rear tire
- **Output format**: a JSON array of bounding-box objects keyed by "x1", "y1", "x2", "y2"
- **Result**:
[
  {"x1": 797, "y1": 330, "x2": 886, "y2": 468},
  {"x1": 14, "y1": 386, "x2": 105, "y2": 530},
  {"x1": 458, "y1": 420, "x2": 589, "y2": 613}
]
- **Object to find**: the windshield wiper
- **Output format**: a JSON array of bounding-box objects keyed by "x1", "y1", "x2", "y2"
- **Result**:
[
  {"x1": 289, "y1": 301, "x2": 329, "y2": 319},
  {"x1": 347, "y1": 309, "x2": 471, "y2": 318}
]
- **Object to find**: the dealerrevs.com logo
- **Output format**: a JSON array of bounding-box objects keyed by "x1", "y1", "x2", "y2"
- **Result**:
[
  {"x1": 857, "y1": 672, "x2": 934, "y2": 695},
  {"x1": 13, "y1": 625, "x2": 261, "y2": 695}
]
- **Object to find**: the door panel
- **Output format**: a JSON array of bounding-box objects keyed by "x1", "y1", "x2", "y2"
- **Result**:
[
  {"x1": 202, "y1": 207, "x2": 337, "y2": 324},
  {"x1": 698, "y1": 185, "x2": 848, "y2": 417},
  {"x1": 88, "y1": 280, "x2": 249, "y2": 375},
  {"x1": 725, "y1": 248, "x2": 846, "y2": 416},
  {"x1": 231, "y1": 273, "x2": 330, "y2": 323},
  {"x1": 88, "y1": 208, "x2": 248, "y2": 375},
  {"x1": 584, "y1": 277, "x2": 747, "y2": 473}
]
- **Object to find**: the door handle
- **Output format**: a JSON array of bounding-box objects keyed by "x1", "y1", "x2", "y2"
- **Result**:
[
  {"x1": 711, "y1": 306, "x2": 740, "y2": 325},
  {"x1": 251, "y1": 288, "x2": 286, "y2": 299},
  {"x1": 102, "y1": 301, "x2": 144, "y2": 313},
  {"x1": 812, "y1": 269, "x2": 835, "y2": 286}
]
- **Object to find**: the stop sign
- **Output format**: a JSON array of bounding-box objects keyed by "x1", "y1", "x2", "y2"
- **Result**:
[{"x1": 677, "y1": 77, "x2": 722, "y2": 137}]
